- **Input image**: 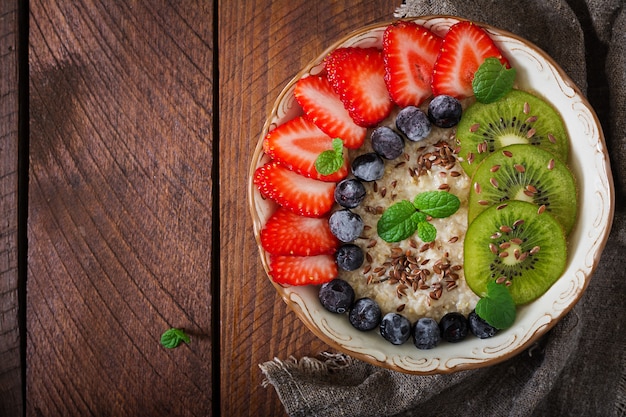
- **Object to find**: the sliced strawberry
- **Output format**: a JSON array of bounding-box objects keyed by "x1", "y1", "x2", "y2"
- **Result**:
[
  {"x1": 253, "y1": 161, "x2": 335, "y2": 217},
  {"x1": 263, "y1": 116, "x2": 349, "y2": 181},
  {"x1": 260, "y1": 208, "x2": 339, "y2": 256},
  {"x1": 294, "y1": 75, "x2": 367, "y2": 149},
  {"x1": 432, "y1": 20, "x2": 510, "y2": 98},
  {"x1": 383, "y1": 21, "x2": 443, "y2": 107},
  {"x1": 269, "y1": 253, "x2": 337, "y2": 286},
  {"x1": 325, "y1": 47, "x2": 393, "y2": 127}
]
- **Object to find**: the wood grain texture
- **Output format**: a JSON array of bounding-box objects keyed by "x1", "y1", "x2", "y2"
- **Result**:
[
  {"x1": 218, "y1": 1, "x2": 397, "y2": 415},
  {"x1": 0, "y1": 1, "x2": 23, "y2": 416},
  {"x1": 28, "y1": 1, "x2": 214, "y2": 416}
]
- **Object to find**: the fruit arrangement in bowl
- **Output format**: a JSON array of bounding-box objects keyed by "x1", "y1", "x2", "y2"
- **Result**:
[{"x1": 248, "y1": 16, "x2": 613, "y2": 374}]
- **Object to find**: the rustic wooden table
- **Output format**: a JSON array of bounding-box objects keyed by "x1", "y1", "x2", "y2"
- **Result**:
[{"x1": 0, "y1": 1, "x2": 398, "y2": 416}]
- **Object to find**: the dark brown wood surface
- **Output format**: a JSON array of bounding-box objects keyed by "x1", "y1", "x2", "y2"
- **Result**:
[
  {"x1": 1, "y1": 1, "x2": 23, "y2": 417},
  {"x1": 0, "y1": 1, "x2": 396, "y2": 416}
]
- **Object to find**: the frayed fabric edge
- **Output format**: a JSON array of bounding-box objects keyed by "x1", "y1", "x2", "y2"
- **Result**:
[
  {"x1": 617, "y1": 347, "x2": 626, "y2": 416},
  {"x1": 259, "y1": 352, "x2": 353, "y2": 388}
]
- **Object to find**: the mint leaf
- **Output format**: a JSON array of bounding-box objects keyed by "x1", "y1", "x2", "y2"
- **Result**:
[
  {"x1": 160, "y1": 328, "x2": 190, "y2": 349},
  {"x1": 377, "y1": 200, "x2": 426, "y2": 242},
  {"x1": 417, "y1": 221, "x2": 437, "y2": 242},
  {"x1": 472, "y1": 57, "x2": 516, "y2": 104},
  {"x1": 475, "y1": 281, "x2": 516, "y2": 329},
  {"x1": 315, "y1": 138, "x2": 344, "y2": 175},
  {"x1": 413, "y1": 191, "x2": 461, "y2": 218}
]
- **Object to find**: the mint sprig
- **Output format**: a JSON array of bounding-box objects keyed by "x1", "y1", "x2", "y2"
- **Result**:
[
  {"x1": 475, "y1": 281, "x2": 516, "y2": 329},
  {"x1": 160, "y1": 328, "x2": 190, "y2": 349},
  {"x1": 472, "y1": 57, "x2": 516, "y2": 103},
  {"x1": 377, "y1": 191, "x2": 460, "y2": 243},
  {"x1": 315, "y1": 138, "x2": 344, "y2": 175}
]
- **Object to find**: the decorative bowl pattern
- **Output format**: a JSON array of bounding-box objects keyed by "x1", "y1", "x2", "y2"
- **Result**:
[{"x1": 248, "y1": 16, "x2": 614, "y2": 374}]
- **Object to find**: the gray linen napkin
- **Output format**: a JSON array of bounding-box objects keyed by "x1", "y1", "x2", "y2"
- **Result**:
[{"x1": 260, "y1": 1, "x2": 626, "y2": 416}]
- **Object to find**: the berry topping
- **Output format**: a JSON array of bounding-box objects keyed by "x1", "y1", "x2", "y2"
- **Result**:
[
  {"x1": 382, "y1": 21, "x2": 443, "y2": 107},
  {"x1": 439, "y1": 312, "x2": 469, "y2": 343},
  {"x1": 260, "y1": 208, "x2": 339, "y2": 256},
  {"x1": 432, "y1": 20, "x2": 509, "y2": 99},
  {"x1": 254, "y1": 161, "x2": 336, "y2": 217},
  {"x1": 335, "y1": 243, "x2": 365, "y2": 271},
  {"x1": 319, "y1": 278, "x2": 355, "y2": 314},
  {"x1": 325, "y1": 47, "x2": 394, "y2": 127},
  {"x1": 294, "y1": 75, "x2": 367, "y2": 149},
  {"x1": 334, "y1": 178, "x2": 366, "y2": 208},
  {"x1": 413, "y1": 317, "x2": 441, "y2": 350},
  {"x1": 379, "y1": 313, "x2": 412, "y2": 345},
  {"x1": 427, "y1": 95, "x2": 463, "y2": 128},
  {"x1": 371, "y1": 126, "x2": 405, "y2": 160},
  {"x1": 263, "y1": 116, "x2": 349, "y2": 181},
  {"x1": 328, "y1": 209, "x2": 364, "y2": 243},
  {"x1": 395, "y1": 106, "x2": 431, "y2": 142},
  {"x1": 468, "y1": 310, "x2": 498, "y2": 339},
  {"x1": 351, "y1": 152, "x2": 385, "y2": 182},
  {"x1": 349, "y1": 298, "x2": 382, "y2": 331},
  {"x1": 269, "y1": 254, "x2": 337, "y2": 286}
]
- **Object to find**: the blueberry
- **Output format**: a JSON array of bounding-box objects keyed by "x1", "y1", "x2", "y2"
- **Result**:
[
  {"x1": 413, "y1": 317, "x2": 441, "y2": 350},
  {"x1": 328, "y1": 209, "x2": 364, "y2": 242},
  {"x1": 468, "y1": 310, "x2": 498, "y2": 339},
  {"x1": 349, "y1": 298, "x2": 382, "y2": 331},
  {"x1": 351, "y1": 152, "x2": 385, "y2": 182},
  {"x1": 428, "y1": 95, "x2": 462, "y2": 128},
  {"x1": 371, "y1": 126, "x2": 404, "y2": 160},
  {"x1": 395, "y1": 106, "x2": 431, "y2": 142},
  {"x1": 318, "y1": 278, "x2": 355, "y2": 314},
  {"x1": 334, "y1": 178, "x2": 366, "y2": 208},
  {"x1": 335, "y1": 244, "x2": 364, "y2": 271},
  {"x1": 379, "y1": 313, "x2": 412, "y2": 345},
  {"x1": 439, "y1": 312, "x2": 469, "y2": 343}
]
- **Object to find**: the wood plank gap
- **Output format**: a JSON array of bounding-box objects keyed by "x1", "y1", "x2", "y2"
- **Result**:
[{"x1": 17, "y1": 0, "x2": 29, "y2": 416}]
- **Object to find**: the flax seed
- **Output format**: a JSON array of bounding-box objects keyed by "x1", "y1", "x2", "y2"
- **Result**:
[{"x1": 500, "y1": 225, "x2": 513, "y2": 233}]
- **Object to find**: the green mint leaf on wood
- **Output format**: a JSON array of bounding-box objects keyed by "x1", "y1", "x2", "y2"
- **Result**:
[
  {"x1": 377, "y1": 201, "x2": 426, "y2": 242},
  {"x1": 160, "y1": 328, "x2": 190, "y2": 349},
  {"x1": 475, "y1": 281, "x2": 516, "y2": 329},
  {"x1": 413, "y1": 191, "x2": 461, "y2": 218},
  {"x1": 378, "y1": 191, "x2": 460, "y2": 243},
  {"x1": 472, "y1": 57, "x2": 516, "y2": 104},
  {"x1": 315, "y1": 138, "x2": 344, "y2": 175}
]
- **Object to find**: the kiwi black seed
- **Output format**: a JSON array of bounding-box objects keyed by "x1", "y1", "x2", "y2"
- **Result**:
[
  {"x1": 456, "y1": 89, "x2": 569, "y2": 177},
  {"x1": 468, "y1": 144, "x2": 577, "y2": 234},
  {"x1": 464, "y1": 200, "x2": 567, "y2": 305}
]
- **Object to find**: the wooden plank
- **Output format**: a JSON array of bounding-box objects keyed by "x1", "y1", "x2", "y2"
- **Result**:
[
  {"x1": 27, "y1": 1, "x2": 215, "y2": 415},
  {"x1": 218, "y1": 1, "x2": 397, "y2": 415},
  {"x1": 0, "y1": 1, "x2": 23, "y2": 416}
]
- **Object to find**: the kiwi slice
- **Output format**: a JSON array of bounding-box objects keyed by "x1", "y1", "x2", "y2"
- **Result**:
[
  {"x1": 464, "y1": 200, "x2": 567, "y2": 305},
  {"x1": 468, "y1": 144, "x2": 577, "y2": 234},
  {"x1": 457, "y1": 90, "x2": 569, "y2": 177}
]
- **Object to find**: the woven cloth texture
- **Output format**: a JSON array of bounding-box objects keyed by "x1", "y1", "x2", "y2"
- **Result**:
[{"x1": 260, "y1": 1, "x2": 626, "y2": 416}]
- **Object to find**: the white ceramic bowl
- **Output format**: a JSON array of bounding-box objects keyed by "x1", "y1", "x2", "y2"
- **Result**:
[{"x1": 248, "y1": 16, "x2": 614, "y2": 374}]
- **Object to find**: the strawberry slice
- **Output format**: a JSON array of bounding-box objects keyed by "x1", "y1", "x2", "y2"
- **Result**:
[
  {"x1": 325, "y1": 47, "x2": 393, "y2": 127},
  {"x1": 253, "y1": 161, "x2": 335, "y2": 217},
  {"x1": 432, "y1": 20, "x2": 510, "y2": 98},
  {"x1": 269, "y1": 253, "x2": 337, "y2": 286},
  {"x1": 263, "y1": 116, "x2": 349, "y2": 181},
  {"x1": 260, "y1": 208, "x2": 339, "y2": 256},
  {"x1": 294, "y1": 75, "x2": 367, "y2": 149},
  {"x1": 383, "y1": 21, "x2": 443, "y2": 107}
]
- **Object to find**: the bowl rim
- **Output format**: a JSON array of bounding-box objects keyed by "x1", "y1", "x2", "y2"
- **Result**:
[{"x1": 248, "y1": 15, "x2": 615, "y2": 374}]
